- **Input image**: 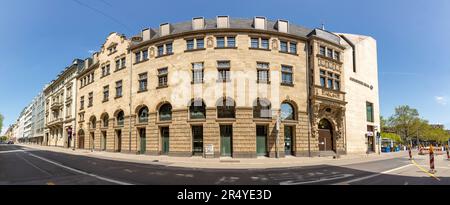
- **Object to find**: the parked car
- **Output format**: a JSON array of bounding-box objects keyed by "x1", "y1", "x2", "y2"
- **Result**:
[{"x1": 7, "y1": 141, "x2": 14, "y2": 144}]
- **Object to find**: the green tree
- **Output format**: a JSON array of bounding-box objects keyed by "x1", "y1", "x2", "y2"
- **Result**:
[
  {"x1": 389, "y1": 105, "x2": 422, "y2": 143},
  {"x1": 381, "y1": 132, "x2": 402, "y2": 143},
  {"x1": 0, "y1": 113, "x2": 3, "y2": 134}
]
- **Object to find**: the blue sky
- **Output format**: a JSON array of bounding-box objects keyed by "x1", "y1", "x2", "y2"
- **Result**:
[{"x1": 1, "y1": 0, "x2": 450, "y2": 134}]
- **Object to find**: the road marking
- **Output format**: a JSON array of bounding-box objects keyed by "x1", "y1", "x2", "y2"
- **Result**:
[
  {"x1": 0, "y1": 150, "x2": 26, "y2": 154},
  {"x1": 411, "y1": 159, "x2": 441, "y2": 181},
  {"x1": 280, "y1": 174, "x2": 354, "y2": 185},
  {"x1": 27, "y1": 152, "x2": 134, "y2": 185},
  {"x1": 333, "y1": 164, "x2": 413, "y2": 185}
]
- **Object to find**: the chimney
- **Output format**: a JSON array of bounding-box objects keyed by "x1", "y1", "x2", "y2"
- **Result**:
[
  {"x1": 217, "y1": 16, "x2": 229, "y2": 28},
  {"x1": 142, "y1": 28, "x2": 151, "y2": 41},
  {"x1": 160, "y1": 23, "x2": 171, "y2": 36},
  {"x1": 275, "y1": 20, "x2": 289, "y2": 33},
  {"x1": 253, "y1": 16, "x2": 266, "y2": 30},
  {"x1": 192, "y1": 17, "x2": 205, "y2": 30}
]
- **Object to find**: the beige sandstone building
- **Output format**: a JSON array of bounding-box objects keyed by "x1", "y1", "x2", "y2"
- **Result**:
[
  {"x1": 73, "y1": 16, "x2": 380, "y2": 158},
  {"x1": 44, "y1": 60, "x2": 84, "y2": 148}
]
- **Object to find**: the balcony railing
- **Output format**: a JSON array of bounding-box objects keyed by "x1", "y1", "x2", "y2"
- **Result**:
[
  {"x1": 47, "y1": 118, "x2": 63, "y2": 126},
  {"x1": 51, "y1": 102, "x2": 62, "y2": 110}
]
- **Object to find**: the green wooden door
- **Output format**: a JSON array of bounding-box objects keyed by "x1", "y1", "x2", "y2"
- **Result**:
[
  {"x1": 161, "y1": 127, "x2": 169, "y2": 154},
  {"x1": 102, "y1": 131, "x2": 107, "y2": 151},
  {"x1": 256, "y1": 126, "x2": 267, "y2": 156},
  {"x1": 220, "y1": 125, "x2": 232, "y2": 157},
  {"x1": 139, "y1": 128, "x2": 146, "y2": 154}
]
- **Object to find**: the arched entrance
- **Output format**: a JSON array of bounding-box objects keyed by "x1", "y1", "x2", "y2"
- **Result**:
[
  {"x1": 78, "y1": 130, "x2": 85, "y2": 149},
  {"x1": 318, "y1": 119, "x2": 335, "y2": 152}
]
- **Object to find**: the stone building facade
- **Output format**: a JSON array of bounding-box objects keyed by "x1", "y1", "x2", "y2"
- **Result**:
[
  {"x1": 73, "y1": 16, "x2": 380, "y2": 158},
  {"x1": 44, "y1": 60, "x2": 84, "y2": 148}
]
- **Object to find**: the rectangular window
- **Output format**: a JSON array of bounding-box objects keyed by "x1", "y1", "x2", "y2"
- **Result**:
[
  {"x1": 121, "y1": 57, "x2": 126, "y2": 68},
  {"x1": 257, "y1": 62, "x2": 269, "y2": 83},
  {"x1": 320, "y1": 70, "x2": 326, "y2": 87},
  {"x1": 187, "y1": 39, "x2": 194, "y2": 50},
  {"x1": 115, "y1": 60, "x2": 120, "y2": 70},
  {"x1": 227, "y1": 37, "x2": 236, "y2": 47},
  {"x1": 166, "y1": 43, "x2": 173, "y2": 54},
  {"x1": 334, "y1": 51, "x2": 340, "y2": 61},
  {"x1": 281, "y1": 65, "x2": 293, "y2": 85},
  {"x1": 261, "y1": 38, "x2": 269, "y2": 49},
  {"x1": 88, "y1": 92, "x2": 93, "y2": 107},
  {"x1": 217, "y1": 61, "x2": 230, "y2": 82},
  {"x1": 366, "y1": 102, "x2": 374, "y2": 122},
  {"x1": 280, "y1": 41, "x2": 288, "y2": 52},
  {"x1": 197, "y1": 38, "x2": 204, "y2": 49},
  {"x1": 319, "y1": 46, "x2": 326, "y2": 56},
  {"x1": 334, "y1": 74, "x2": 340, "y2": 90},
  {"x1": 116, "y1": 80, "x2": 122, "y2": 97},
  {"x1": 157, "y1": 45, "x2": 164, "y2": 56},
  {"x1": 142, "y1": 50, "x2": 149, "y2": 60},
  {"x1": 327, "y1": 79, "x2": 333, "y2": 89},
  {"x1": 158, "y1": 68, "x2": 168, "y2": 87},
  {"x1": 217, "y1": 37, "x2": 225, "y2": 48},
  {"x1": 135, "y1": 52, "x2": 141, "y2": 63},
  {"x1": 290, "y1": 42, "x2": 297, "y2": 54},
  {"x1": 327, "y1": 48, "x2": 333, "y2": 58},
  {"x1": 192, "y1": 62, "x2": 204, "y2": 84},
  {"x1": 103, "y1": 86, "x2": 109, "y2": 102},
  {"x1": 80, "y1": 96, "x2": 84, "y2": 110},
  {"x1": 251, "y1": 38, "x2": 259, "y2": 48},
  {"x1": 138, "y1": 73, "x2": 148, "y2": 92},
  {"x1": 106, "y1": 65, "x2": 110, "y2": 75}
]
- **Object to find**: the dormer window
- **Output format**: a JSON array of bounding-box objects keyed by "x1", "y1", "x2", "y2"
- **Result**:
[{"x1": 107, "y1": 44, "x2": 117, "y2": 55}]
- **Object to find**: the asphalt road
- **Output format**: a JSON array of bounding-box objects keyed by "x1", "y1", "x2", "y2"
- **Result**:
[{"x1": 1, "y1": 145, "x2": 449, "y2": 185}]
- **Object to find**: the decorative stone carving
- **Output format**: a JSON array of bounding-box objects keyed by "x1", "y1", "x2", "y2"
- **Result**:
[
  {"x1": 272, "y1": 39, "x2": 278, "y2": 50},
  {"x1": 207, "y1": 37, "x2": 214, "y2": 48},
  {"x1": 149, "y1": 47, "x2": 155, "y2": 58}
]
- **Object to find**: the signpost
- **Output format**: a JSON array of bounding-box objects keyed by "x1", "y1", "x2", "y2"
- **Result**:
[
  {"x1": 276, "y1": 115, "x2": 281, "y2": 159},
  {"x1": 205, "y1": 144, "x2": 214, "y2": 158}
]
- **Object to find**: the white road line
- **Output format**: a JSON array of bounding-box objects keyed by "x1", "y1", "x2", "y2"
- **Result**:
[
  {"x1": 332, "y1": 164, "x2": 413, "y2": 185},
  {"x1": 0, "y1": 150, "x2": 26, "y2": 154},
  {"x1": 27, "y1": 152, "x2": 133, "y2": 185}
]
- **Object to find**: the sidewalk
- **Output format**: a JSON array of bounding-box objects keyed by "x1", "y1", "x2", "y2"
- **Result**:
[{"x1": 20, "y1": 144, "x2": 408, "y2": 169}]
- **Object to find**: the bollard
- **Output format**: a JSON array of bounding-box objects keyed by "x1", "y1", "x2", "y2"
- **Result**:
[
  {"x1": 408, "y1": 145, "x2": 412, "y2": 160},
  {"x1": 446, "y1": 145, "x2": 450, "y2": 161},
  {"x1": 429, "y1": 145, "x2": 436, "y2": 174}
]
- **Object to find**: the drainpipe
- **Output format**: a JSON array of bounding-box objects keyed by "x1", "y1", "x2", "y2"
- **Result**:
[
  {"x1": 129, "y1": 47, "x2": 133, "y2": 153},
  {"x1": 306, "y1": 41, "x2": 312, "y2": 158},
  {"x1": 73, "y1": 72, "x2": 77, "y2": 151}
]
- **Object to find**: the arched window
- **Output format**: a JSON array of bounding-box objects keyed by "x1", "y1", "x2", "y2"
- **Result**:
[
  {"x1": 190, "y1": 99, "x2": 206, "y2": 119},
  {"x1": 116, "y1": 111, "x2": 124, "y2": 126},
  {"x1": 90, "y1": 116, "x2": 97, "y2": 129},
  {"x1": 253, "y1": 98, "x2": 272, "y2": 119},
  {"x1": 159, "y1": 103, "x2": 172, "y2": 121},
  {"x1": 102, "y1": 114, "x2": 109, "y2": 128},
  {"x1": 319, "y1": 118, "x2": 333, "y2": 130},
  {"x1": 138, "y1": 106, "x2": 149, "y2": 123},
  {"x1": 280, "y1": 102, "x2": 295, "y2": 120},
  {"x1": 216, "y1": 97, "x2": 235, "y2": 118}
]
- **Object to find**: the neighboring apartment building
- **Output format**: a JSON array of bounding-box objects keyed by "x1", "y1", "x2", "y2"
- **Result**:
[
  {"x1": 23, "y1": 104, "x2": 33, "y2": 142},
  {"x1": 30, "y1": 91, "x2": 46, "y2": 145},
  {"x1": 73, "y1": 16, "x2": 380, "y2": 158},
  {"x1": 44, "y1": 59, "x2": 84, "y2": 148},
  {"x1": 15, "y1": 108, "x2": 26, "y2": 143}
]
